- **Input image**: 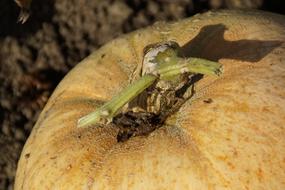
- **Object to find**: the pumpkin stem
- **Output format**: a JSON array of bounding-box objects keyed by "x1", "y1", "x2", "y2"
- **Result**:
[{"x1": 77, "y1": 46, "x2": 223, "y2": 128}]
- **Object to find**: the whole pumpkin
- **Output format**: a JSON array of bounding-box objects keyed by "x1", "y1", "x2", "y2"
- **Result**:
[{"x1": 15, "y1": 10, "x2": 285, "y2": 190}]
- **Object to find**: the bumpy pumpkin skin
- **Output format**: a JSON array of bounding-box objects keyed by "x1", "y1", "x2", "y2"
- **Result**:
[{"x1": 15, "y1": 10, "x2": 285, "y2": 190}]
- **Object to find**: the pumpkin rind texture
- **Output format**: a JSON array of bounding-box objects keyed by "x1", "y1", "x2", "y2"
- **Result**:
[{"x1": 15, "y1": 10, "x2": 285, "y2": 190}]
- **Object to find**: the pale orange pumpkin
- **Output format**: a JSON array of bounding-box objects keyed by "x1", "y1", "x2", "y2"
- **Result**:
[{"x1": 15, "y1": 10, "x2": 285, "y2": 190}]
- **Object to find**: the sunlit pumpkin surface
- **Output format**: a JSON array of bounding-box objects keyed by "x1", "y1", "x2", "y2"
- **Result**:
[{"x1": 15, "y1": 10, "x2": 285, "y2": 190}]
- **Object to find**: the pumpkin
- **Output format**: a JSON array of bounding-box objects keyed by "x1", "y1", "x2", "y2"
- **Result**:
[{"x1": 15, "y1": 10, "x2": 285, "y2": 190}]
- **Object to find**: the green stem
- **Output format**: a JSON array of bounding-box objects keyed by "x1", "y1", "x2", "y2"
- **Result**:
[
  {"x1": 77, "y1": 74, "x2": 157, "y2": 128},
  {"x1": 184, "y1": 57, "x2": 223, "y2": 76},
  {"x1": 159, "y1": 57, "x2": 222, "y2": 79}
]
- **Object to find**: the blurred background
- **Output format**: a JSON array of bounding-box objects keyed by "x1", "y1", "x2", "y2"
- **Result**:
[{"x1": 0, "y1": 0, "x2": 284, "y2": 189}]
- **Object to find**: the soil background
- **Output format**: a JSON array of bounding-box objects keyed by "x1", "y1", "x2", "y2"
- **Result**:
[{"x1": 0, "y1": 0, "x2": 284, "y2": 189}]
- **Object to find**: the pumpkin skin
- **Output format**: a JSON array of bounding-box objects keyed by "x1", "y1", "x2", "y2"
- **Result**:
[{"x1": 15, "y1": 10, "x2": 285, "y2": 190}]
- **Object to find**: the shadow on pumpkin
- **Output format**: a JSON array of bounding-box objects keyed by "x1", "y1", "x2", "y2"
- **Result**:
[{"x1": 180, "y1": 24, "x2": 282, "y2": 63}]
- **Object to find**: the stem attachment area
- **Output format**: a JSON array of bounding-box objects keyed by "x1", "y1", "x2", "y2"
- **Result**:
[{"x1": 77, "y1": 42, "x2": 223, "y2": 128}]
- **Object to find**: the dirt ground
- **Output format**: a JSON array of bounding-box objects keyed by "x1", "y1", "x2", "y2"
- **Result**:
[{"x1": 0, "y1": 0, "x2": 284, "y2": 189}]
